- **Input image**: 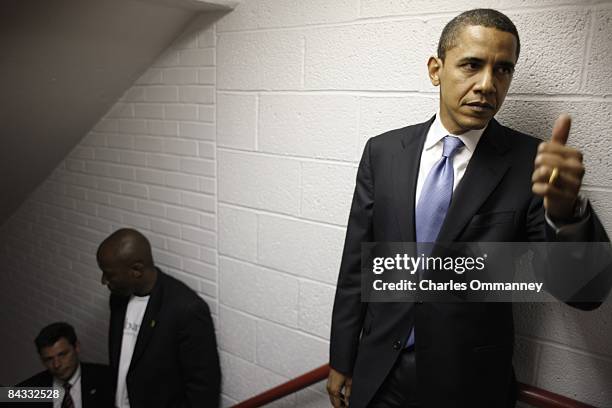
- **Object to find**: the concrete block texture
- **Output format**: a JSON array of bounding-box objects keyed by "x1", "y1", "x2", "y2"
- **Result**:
[
  {"x1": 179, "y1": 86, "x2": 215, "y2": 104},
  {"x1": 165, "y1": 104, "x2": 199, "y2": 121},
  {"x1": 255, "y1": 319, "x2": 329, "y2": 378},
  {"x1": 537, "y1": 344, "x2": 612, "y2": 407},
  {"x1": 257, "y1": 214, "x2": 345, "y2": 284},
  {"x1": 217, "y1": 0, "x2": 360, "y2": 32},
  {"x1": 220, "y1": 351, "x2": 287, "y2": 403},
  {"x1": 218, "y1": 150, "x2": 301, "y2": 215},
  {"x1": 217, "y1": 93, "x2": 258, "y2": 150},
  {"x1": 134, "y1": 103, "x2": 164, "y2": 119},
  {"x1": 219, "y1": 257, "x2": 298, "y2": 327},
  {"x1": 219, "y1": 306, "x2": 257, "y2": 362},
  {"x1": 359, "y1": 96, "x2": 439, "y2": 146},
  {"x1": 497, "y1": 99, "x2": 612, "y2": 187},
  {"x1": 513, "y1": 337, "x2": 541, "y2": 385},
  {"x1": 179, "y1": 122, "x2": 216, "y2": 140},
  {"x1": 180, "y1": 158, "x2": 216, "y2": 176},
  {"x1": 258, "y1": 94, "x2": 360, "y2": 161},
  {"x1": 145, "y1": 86, "x2": 179, "y2": 102},
  {"x1": 298, "y1": 280, "x2": 335, "y2": 338},
  {"x1": 217, "y1": 31, "x2": 304, "y2": 90},
  {"x1": 218, "y1": 205, "x2": 258, "y2": 262},
  {"x1": 301, "y1": 161, "x2": 356, "y2": 225},
  {"x1": 585, "y1": 7, "x2": 612, "y2": 95},
  {"x1": 359, "y1": 0, "x2": 585, "y2": 18},
  {"x1": 304, "y1": 19, "x2": 440, "y2": 91},
  {"x1": 162, "y1": 68, "x2": 198, "y2": 85},
  {"x1": 508, "y1": 9, "x2": 588, "y2": 94},
  {"x1": 514, "y1": 300, "x2": 612, "y2": 358}
]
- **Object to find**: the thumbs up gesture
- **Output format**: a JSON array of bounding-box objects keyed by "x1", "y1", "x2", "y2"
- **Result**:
[{"x1": 532, "y1": 114, "x2": 585, "y2": 221}]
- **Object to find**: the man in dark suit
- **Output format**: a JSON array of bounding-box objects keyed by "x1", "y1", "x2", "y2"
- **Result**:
[
  {"x1": 327, "y1": 8, "x2": 611, "y2": 408},
  {"x1": 16, "y1": 322, "x2": 112, "y2": 408},
  {"x1": 96, "y1": 228, "x2": 220, "y2": 408}
]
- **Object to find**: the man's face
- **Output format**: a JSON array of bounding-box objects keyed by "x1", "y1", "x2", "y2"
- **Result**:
[
  {"x1": 98, "y1": 248, "x2": 136, "y2": 297},
  {"x1": 39, "y1": 338, "x2": 80, "y2": 382},
  {"x1": 429, "y1": 25, "x2": 518, "y2": 134}
]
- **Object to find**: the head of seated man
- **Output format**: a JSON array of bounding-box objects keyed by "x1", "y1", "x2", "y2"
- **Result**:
[
  {"x1": 96, "y1": 228, "x2": 157, "y2": 298},
  {"x1": 35, "y1": 322, "x2": 81, "y2": 383}
]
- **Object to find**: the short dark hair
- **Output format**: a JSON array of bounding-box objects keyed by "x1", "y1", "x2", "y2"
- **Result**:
[
  {"x1": 437, "y1": 9, "x2": 520, "y2": 61},
  {"x1": 34, "y1": 322, "x2": 77, "y2": 353}
]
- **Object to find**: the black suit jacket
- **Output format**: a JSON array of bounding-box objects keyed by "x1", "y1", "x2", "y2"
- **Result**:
[
  {"x1": 109, "y1": 269, "x2": 220, "y2": 408},
  {"x1": 12, "y1": 362, "x2": 112, "y2": 408},
  {"x1": 330, "y1": 117, "x2": 611, "y2": 408}
]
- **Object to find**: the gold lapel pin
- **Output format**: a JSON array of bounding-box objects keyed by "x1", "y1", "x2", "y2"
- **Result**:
[{"x1": 151, "y1": 320, "x2": 156, "y2": 328}]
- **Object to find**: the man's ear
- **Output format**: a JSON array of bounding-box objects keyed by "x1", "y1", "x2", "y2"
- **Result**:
[
  {"x1": 131, "y1": 262, "x2": 145, "y2": 278},
  {"x1": 74, "y1": 340, "x2": 81, "y2": 355},
  {"x1": 427, "y1": 56, "x2": 442, "y2": 86}
]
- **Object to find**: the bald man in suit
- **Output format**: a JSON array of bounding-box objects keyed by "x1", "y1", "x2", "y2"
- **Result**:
[{"x1": 97, "y1": 228, "x2": 221, "y2": 408}]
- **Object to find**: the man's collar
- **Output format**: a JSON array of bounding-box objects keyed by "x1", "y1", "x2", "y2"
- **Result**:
[
  {"x1": 53, "y1": 363, "x2": 81, "y2": 387},
  {"x1": 425, "y1": 112, "x2": 487, "y2": 153}
]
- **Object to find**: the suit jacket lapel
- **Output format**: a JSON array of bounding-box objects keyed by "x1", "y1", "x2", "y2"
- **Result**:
[
  {"x1": 129, "y1": 270, "x2": 163, "y2": 372},
  {"x1": 393, "y1": 117, "x2": 433, "y2": 242},
  {"x1": 80, "y1": 364, "x2": 95, "y2": 407},
  {"x1": 436, "y1": 119, "x2": 511, "y2": 242},
  {"x1": 43, "y1": 372, "x2": 53, "y2": 408},
  {"x1": 109, "y1": 296, "x2": 128, "y2": 372}
]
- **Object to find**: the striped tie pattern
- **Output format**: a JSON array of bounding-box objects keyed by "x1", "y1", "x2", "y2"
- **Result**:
[{"x1": 61, "y1": 382, "x2": 75, "y2": 408}]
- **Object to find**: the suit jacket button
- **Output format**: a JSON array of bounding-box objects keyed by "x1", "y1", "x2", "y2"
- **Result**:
[{"x1": 393, "y1": 341, "x2": 402, "y2": 350}]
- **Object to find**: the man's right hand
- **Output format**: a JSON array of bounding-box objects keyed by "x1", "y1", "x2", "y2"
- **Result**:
[{"x1": 327, "y1": 367, "x2": 352, "y2": 407}]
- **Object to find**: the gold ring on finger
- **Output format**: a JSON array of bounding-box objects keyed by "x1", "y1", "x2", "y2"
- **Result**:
[{"x1": 548, "y1": 167, "x2": 559, "y2": 185}]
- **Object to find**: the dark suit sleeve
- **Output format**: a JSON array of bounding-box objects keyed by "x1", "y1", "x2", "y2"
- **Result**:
[
  {"x1": 15, "y1": 372, "x2": 48, "y2": 387},
  {"x1": 527, "y1": 192, "x2": 612, "y2": 310},
  {"x1": 176, "y1": 298, "x2": 221, "y2": 408},
  {"x1": 82, "y1": 363, "x2": 114, "y2": 408},
  {"x1": 8, "y1": 372, "x2": 50, "y2": 408},
  {"x1": 329, "y1": 139, "x2": 374, "y2": 375},
  {"x1": 552, "y1": 202, "x2": 612, "y2": 310}
]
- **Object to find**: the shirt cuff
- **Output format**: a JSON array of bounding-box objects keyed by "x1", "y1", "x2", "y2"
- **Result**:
[{"x1": 545, "y1": 195, "x2": 590, "y2": 239}]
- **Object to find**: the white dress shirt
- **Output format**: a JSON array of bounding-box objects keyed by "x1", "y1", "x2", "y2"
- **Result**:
[
  {"x1": 52, "y1": 364, "x2": 82, "y2": 408},
  {"x1": 415, "y1": 112, "x2": 485, "y2": 206}
]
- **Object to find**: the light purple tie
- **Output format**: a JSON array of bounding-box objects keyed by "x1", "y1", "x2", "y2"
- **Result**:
[{"x1": 407, "y1": 135, "x2": 464, "y2": 348}]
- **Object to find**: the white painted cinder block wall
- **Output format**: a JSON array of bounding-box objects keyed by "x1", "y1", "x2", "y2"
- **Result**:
[
  {"x1": 0, "y1": 14, "x2": 219, "y2": 385},
  {"x1": 1, "y1": 1, "x2": 612, "y2": 407}
]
